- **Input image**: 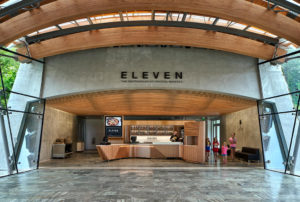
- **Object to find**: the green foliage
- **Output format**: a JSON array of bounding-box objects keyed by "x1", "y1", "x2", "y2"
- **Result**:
[
  {"x1": 281, "y1": 49, "x2": 300, "y2": 109},
  {"x1": 0, "y1": 49, "x2": 20, "y2": 108}
]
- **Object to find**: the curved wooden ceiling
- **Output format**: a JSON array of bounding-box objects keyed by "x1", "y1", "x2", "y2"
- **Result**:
[
  {"x1": 1, "y1": 0, "x2": 300, "y2": 46},
  {"x1": 46, "y1": 90, "x2": 257, "y2": 116},
  {"x1": 17, "y1": 27, "x2": 286, "y2": 60}
]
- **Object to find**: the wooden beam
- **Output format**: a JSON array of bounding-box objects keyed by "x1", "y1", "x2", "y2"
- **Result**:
[
  {"x1": 245, "y1": 0, "x2": 300, "y2": 23},
  {"x1": 0, "y1": 0, "x2": 56, "y2": 23},
  {"x1": 1, "y1": 0, "x2": 300, "y2": 46},
  {"x1": 17, "y1": 27, "x2": 286, "y2": 60}
]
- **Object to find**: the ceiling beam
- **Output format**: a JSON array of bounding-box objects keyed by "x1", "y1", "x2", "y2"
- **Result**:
[
  {"x1": 1, "y1": 0, "x2": 300, "y2": 46},
  {"x1": 0, "y1": 0, "x2": 45, "y2": 18},
  {"x1": 17, "y1": 26, "x2": 286, "y2": 61},
  {"x1": 25, "y1": 21, "x2": 279, "y2": 45},
  {"x1": 267, "y1": 0, "x2": 300, "y2": 14}
]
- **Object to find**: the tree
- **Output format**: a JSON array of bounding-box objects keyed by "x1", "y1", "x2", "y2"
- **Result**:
[
  {"x1": 281, "y1": 48, "x2": 300, "y2": 109},
  {"x1": 0, "y1": 49, "x2": 20, "y2": 107}
]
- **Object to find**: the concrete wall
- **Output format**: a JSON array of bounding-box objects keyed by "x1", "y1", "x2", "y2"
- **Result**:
[
  {"x1": 42, "y1": 47, "x2": 261, "y2": 99},
  {"x1": 5, "y1": 61, "x2": 44, "y2": 143},
  {"x1": 84, "y1": 117, "x2": 105, "y2": 150},
  {"x1": 39, "y1": 106, "x2": 77, "y2": 162},
  {"x1": 221, "y1": 106, "x2": 263, "y2": 161}
]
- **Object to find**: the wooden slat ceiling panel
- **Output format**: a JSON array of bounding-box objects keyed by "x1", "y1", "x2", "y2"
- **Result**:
[
  {"x1": 46, "y1": 90, "x2": 257, "y2": 116},
  {"x1": 1, "y1": 0, "x2": 300, "y2": 46}
]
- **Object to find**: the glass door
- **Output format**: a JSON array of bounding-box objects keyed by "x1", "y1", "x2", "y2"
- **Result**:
[{"x1": 212, "y1": 119, "x2": 220, "y2": 144}]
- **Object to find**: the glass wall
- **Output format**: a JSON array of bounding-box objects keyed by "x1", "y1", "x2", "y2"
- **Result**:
[
  {"x1": 258, "y1": 49, "x2": 300, "y2": 176},
  {"x1": 0, "y1": 48, "x2": 45, "y2": 177}
]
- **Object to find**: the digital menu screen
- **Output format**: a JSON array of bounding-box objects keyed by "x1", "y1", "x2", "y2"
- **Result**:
[
  {"x1": 105, "y1": 116, "x2": 122, "y2": 137},
  {"x1": 105, "y1": 117, "x2": 122, "y2": 127}
]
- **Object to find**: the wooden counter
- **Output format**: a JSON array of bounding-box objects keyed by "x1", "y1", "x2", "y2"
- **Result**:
[
  {"x1": 97, "y1": 144, "x2": 182, "y2": 160},
  {"x1": 97, "y1": 121, "x2": 205, "y2": 163}
]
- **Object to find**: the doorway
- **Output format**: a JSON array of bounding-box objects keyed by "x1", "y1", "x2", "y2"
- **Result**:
[
  {"x1": 84, "y1": 117, "x2": 105, "y2": 150},
  {"x1": 207, "y1": 118, "x2": 221, "y2": 144}
]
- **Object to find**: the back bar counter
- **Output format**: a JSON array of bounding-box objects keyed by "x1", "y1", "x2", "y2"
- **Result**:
[{"x1": 97, "y1": 121, "x2": 205, "y2": 163}]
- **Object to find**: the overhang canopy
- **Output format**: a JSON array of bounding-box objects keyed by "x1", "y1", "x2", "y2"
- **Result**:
[{"x1": 46, "y1": 90, "x2": 257, "y2": 116}]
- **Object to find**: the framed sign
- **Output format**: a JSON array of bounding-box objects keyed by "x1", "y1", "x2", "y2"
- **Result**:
[{"x1": 105, "y1": 116, "x2": 122, "y2": 137}]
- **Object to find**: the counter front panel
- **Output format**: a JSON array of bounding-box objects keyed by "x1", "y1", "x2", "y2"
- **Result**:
[{"x1": 97, "y1": 144, "x2": 181, "y2": 160}]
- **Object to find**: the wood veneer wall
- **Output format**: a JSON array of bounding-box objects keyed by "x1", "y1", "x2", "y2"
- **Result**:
[{"x1": 183, "y1": 121, "x2": 205, "y2": 163}]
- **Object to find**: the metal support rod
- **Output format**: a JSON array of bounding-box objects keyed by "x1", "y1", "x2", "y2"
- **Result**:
[
  {"x1": 260, "y1": 90, "x2": 300, "y2": 101},
  {"x1": 258, "y1": 50, "x2": 300, "y2": 65},
  {"x1": 212, "y1": 18, "x2": 219, "y2": 25},
  {"x1": 25, "y1": 21, "x2": 279, "y2": 46},
  {"x1": 36, "y1": 99, "x2": 46, "y2": 169},
  {"x1": 166, "y1": 12, "x2": 169, "y2": 21},
  {"x1": 74, "y1": 20, "x2": 80, "y2": 27},
  {"x1": 0, "y1": 112, "x2": 13, "y2": 175},
  {"x1": 151, "y1": 10, "x2": 155, "y2": 21},
  {"x1": 285, "y1": 94, "x2": 300, "y2": 173},
  {"x1": 243, "y1": 25, "x2": 251, "y2": 31},
  {"x1": 0, "y1": 47, "x2": 44, "y2": 64},
  {"x1": 55, "y1": 25, "x2": 62, "y2": 30},
  {"x1": 257, "y1": 101, "x2": 266, "y2": 169},
  {"x1": 181, "y1": 13, "x2": 187, "y2": 22},
  {"x1": 87, "y1": 17, "x2": 93, "y2": 25},
  {"x1": 119, "y1": 12, "x2": 124, "y2": 22},
  {"x1": 290, "y1": 111, "x2": 300, "y2": 174}
]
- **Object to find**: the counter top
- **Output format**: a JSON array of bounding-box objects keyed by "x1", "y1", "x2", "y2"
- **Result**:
[
  {"x1": 153, "y1": 142, "x2": 183, "y2": 145},
  {"x1": 98, "y1": 142, "x2": 183, "y2": 146}
]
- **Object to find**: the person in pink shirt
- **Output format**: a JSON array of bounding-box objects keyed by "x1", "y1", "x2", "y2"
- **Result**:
[
  {"x1": 229, "y1": 133, "x2": 237, "y2": 160},
  {"x1": 221, "y1": 142, "x2": 228, "y2": 164}
]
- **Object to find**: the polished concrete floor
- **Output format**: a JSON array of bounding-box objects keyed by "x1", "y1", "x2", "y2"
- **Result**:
[
  {"x1": 1, "y1": 166, "x2": 300, "y2": 201},
  {"x1": 1, "y1": 152, "x2": 299, "y2": 201},
  {"x1": 39, "y1": 151, "x2": 263, "y2": 169}
]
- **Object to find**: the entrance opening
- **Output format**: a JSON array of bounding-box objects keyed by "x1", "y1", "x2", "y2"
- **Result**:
[{"x1": 38, "y1": 90, "x2": 263, "y2": 169}]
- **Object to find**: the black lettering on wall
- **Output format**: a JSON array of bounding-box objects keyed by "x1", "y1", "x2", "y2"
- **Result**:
[
  {"x1": 175, "y1": 72, "x2": 183, "y2": 79},
  {"x1": 132, "y1": 72, "x2": 138, "y2": 79},
  {"x1": 121, "y1": 71, "x2": 127, "y2": 79},
  {"x1": 142, "y1": 72, "x2": 149, "y2": 79},
  {"x1": 153, "y1": 72, "x2": 160, "y2": 79},
  {"x1": 164, "y1": 72, "x2": 170, "y2": 79}
]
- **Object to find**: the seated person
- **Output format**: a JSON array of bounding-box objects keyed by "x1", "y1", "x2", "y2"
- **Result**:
[
  {"x1": 100, "y1": 136, "x2": 111, "y2": 145},
  {"x1": 170, "y1": 131, "x2": 179, "y2": 142}
]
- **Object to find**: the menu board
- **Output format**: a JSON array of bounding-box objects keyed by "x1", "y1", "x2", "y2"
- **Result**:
[{"x1": 105, "y1": 116, "x2": 122, "y2": 137}]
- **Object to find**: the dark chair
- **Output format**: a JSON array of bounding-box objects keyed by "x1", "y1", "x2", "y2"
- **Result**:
[{"x1": 235, "y1": 147, "x2": 260, "y2": 162}]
